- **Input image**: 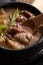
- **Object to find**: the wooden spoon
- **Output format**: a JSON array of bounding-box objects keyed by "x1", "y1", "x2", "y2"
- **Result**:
[{"x1": 22, "y1": 13, "x2": 43, "y2": 34}]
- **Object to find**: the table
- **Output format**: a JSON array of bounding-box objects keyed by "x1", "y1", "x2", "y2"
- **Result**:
[{"x1": 32, "y1": 0, "x2": 43, "y2": 13}]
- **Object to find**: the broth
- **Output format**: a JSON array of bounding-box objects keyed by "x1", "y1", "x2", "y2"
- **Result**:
[{"x1": 0, "y1": 8, "x2": 41, "y2": 50}]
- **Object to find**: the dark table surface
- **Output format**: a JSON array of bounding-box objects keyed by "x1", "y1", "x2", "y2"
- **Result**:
[{"x1": 31, "y1": 54, "x2": 43, "y2": 65}]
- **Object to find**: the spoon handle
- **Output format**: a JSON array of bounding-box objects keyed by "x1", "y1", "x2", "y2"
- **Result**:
[
  {"x1": 30, "y1": 13, "x2": 43, "y2": 27},
  {"x1": 22, "y1": 13, "x2": 43, "y2": 34},
  {"x1": 29, "y1": 13, "x2": 43, "y2": 34}
]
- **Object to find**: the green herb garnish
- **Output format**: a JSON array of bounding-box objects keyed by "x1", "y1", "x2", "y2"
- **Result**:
[
  {"x1": 9, "y1": 8, "x2": 19, "y2": 26},
  {"x1": 0, "y1": 8, "x2": 19, "y2": 36},
  {"x1": 0, "y1": 24, "x2": 8, "y2": 35}
]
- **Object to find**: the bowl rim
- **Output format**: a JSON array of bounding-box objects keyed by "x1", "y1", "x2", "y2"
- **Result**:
[
  {"x1": 0, "y1": 1, "x2": 41, "y2": 13},
  {"x1": 0, "y1": 1, "x2": 43, "y2": 51}
]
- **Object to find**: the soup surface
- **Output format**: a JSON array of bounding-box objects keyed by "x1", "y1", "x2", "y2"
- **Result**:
[{"x1": 0, "y1": 8, "x2": 41, "y2": 50}]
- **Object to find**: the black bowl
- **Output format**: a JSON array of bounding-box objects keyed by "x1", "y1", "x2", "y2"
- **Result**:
[{"x1": 0, "y1": 2, "x2": 43, "y2": 65}]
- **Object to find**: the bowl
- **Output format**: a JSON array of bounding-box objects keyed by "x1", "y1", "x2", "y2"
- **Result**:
[{"x1": 0, "y1": 2, "x2": 43, "y2": 65}]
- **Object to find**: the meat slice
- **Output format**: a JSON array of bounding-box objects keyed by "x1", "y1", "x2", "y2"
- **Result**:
[
  {"x1": 20, "y1": 10, "x2": 34, "y2": 18},
  {"x1": 7, "y1": 24, "x2": 26, "y2": 36},
  {"x1": 15, "y1": 32, "x2": 32, "y2": 45},
  {"x1": 16, "y1": 15, "x2": 27, "y2": 23}
]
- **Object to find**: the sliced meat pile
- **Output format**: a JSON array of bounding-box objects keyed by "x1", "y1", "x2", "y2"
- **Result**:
[
  {"x1": 7, "y1": 23, "x2": 32, "y2": 46},
  {"x1": 15, "y1": 10, "x2": 34, "y2": 24}
]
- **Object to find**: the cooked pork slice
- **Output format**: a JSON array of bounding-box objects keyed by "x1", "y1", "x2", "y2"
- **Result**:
[{"x1": 15, "y1": 32, "x2": 32, "y2": 45}]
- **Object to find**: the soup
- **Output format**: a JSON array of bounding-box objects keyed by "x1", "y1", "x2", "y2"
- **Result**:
[{"x1": 0, "y1": 8, "x2": 41, "y2": 50}]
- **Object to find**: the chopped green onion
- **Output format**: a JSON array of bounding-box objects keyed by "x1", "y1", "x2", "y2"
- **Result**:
[
  {"x1": 0, "y1": 8, "x2": 19, "y2": 36},
  {"x1": 9, "y1": 8, "x2": 19, "y2": 26},
  {"x1": 0, "y1": 24, "x2": 8, "y2": 35}
]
